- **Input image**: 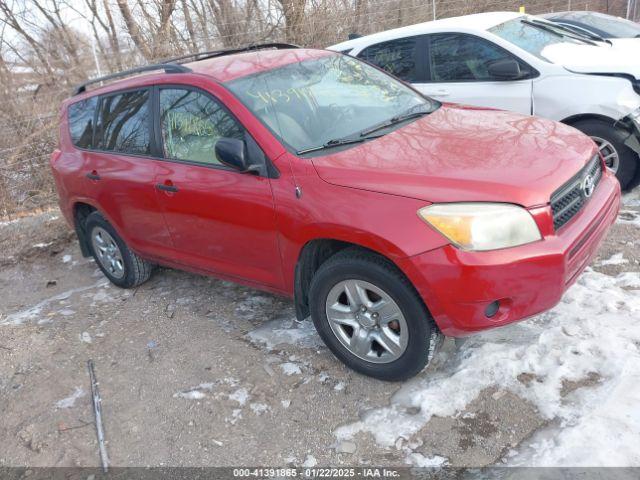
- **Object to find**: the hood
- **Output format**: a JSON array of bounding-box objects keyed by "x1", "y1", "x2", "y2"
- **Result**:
[
  {"x1": 310, "y1": 105, "x2": 596, "y2": 207},
  {"x1": 541, "y1": 41, "x2": 640, "y2": 78}
]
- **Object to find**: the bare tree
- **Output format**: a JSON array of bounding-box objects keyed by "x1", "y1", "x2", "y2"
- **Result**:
[{"x1": 116, "y1": 0, "x2": 178, "y2": 60}]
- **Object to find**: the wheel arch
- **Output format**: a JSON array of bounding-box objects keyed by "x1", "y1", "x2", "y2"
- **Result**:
[
  {"x1": 293, "y1": 238, "x2": 420, "y2": 322},
  {"x1": 560, "y1": 113, "x2": 618, "y2": 127},
  {"x1": 72, "y1": 201, "x2": 98, "y2": 257}
]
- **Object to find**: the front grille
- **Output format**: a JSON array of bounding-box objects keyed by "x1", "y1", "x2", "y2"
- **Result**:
[{"x1": 551, "y1": 155, "x2": 602, "y2": 231}]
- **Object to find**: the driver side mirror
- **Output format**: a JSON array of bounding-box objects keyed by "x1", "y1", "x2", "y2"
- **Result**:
[
  {"x1": 215, "y1": 138, "x2": 260, "y2": 174},
  {"x1": 487, "y1": 59, "x2": 523, "y2": 80}
]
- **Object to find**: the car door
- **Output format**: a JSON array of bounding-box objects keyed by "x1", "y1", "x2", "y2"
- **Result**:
[
  {"x1": 86, "y1": 88, "x2": 174, "y2": 257},
  {"x1": 153, "y1": 86, "x2": 283, "y2": 289},
  {"x1": 417, "y1": 33, "x2": 534, "y2": 115}
]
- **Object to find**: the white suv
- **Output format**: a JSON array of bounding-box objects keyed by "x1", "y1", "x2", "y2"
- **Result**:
[{"x1": 330, "y1": 12, "x2": 640, "y2": 189}]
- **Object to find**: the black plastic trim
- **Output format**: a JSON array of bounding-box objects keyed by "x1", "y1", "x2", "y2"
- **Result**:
[
  {"x1": 161, "y1": 43, "x2": 299, "y2": 66},
  {"x1": 74, "y1": 63, "x2": 191, "y2": 95}
]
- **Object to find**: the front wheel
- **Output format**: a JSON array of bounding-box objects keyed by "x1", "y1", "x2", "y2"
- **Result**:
[
  {"x1": 572, "y1": 119, "x2": 638, "y2": 190},
  {"x1": 309, "y1": 249, "x2": 441, "y2": 381}
]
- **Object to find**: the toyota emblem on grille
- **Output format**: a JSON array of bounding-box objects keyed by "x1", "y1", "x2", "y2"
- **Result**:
[{"x1": 582, "y1": 172, "x2": 596, "y2": 198}]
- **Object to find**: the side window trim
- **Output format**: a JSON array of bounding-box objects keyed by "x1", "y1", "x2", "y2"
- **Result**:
[
  {"x1": 418, "y1": 35, "x2": 430, "y2": 83},
  {"x1": 91, "y1": 96, "x2": 100, "y2": 149},
  {"x1": 425, "y1": 32, "x2": 539, "y2": 83},
  {"x1": 153, "y1": 84, "x2": 278, "y2": 178}
]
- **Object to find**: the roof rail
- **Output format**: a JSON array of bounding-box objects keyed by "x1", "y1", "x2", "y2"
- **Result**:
[
  {"x1": 162, "y1": 42, "x2": 300, "y2": 65},
  {"x1": 73, "y1": 63, "x2": 191, "y2": 95}
]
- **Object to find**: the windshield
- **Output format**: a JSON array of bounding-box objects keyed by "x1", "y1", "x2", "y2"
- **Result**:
[
  {"x1": 489, "y1": 17, "x2": 586, "y2": 62},
  {"x1": 561, "y1": 12, "x2": 640, "y2": 38},
  {"x1": 225, "y1": 53, "x2": 438, "y2": 153}
]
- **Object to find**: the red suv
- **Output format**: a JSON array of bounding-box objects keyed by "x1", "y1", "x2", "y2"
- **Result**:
[{"x1": 51, "y1": 45, "x2": 620, "y2": 380}]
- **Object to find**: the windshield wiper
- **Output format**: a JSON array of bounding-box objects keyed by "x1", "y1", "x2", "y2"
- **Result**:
[
  {"x1": 296, "y1": 105, "x2": 433, "y2": 155},
  {"x1": 358, "y1": 106, "x2": 432, "y2": 138},
  {"x1": 296, "y1": 134, "x2": 384, "y2": 155},
  {"x1": 521, "y1": 19, "x2": 597, "y2": 46},
  {"x1": 548, "y1": 22, "x2": 612, "y2": 45}
]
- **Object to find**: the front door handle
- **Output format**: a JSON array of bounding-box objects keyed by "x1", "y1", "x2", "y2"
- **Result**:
[
  {"x1": 86, "y1": 171, "x2": 101, "y2": 181},
  {"x1": 156, "y1": 183, "x2": 179, "y2": 193}
]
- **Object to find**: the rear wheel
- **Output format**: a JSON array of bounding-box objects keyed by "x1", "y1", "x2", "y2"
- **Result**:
[
  {"x1": 85, "y1": 211, "x2": 154, "y2": 288},
  {"x1": 309, "y1": 248, "x2": 441, "y2": 381},
  {"x1": 572, "y1": 118, "x2": 638, "y2": 189}
]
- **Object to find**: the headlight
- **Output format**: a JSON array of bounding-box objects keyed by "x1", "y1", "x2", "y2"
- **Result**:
[{"x1": 418, "y1": 203, "x2": 542, "y2": 251}]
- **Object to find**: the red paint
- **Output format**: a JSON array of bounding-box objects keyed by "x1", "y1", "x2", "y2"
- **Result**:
[{"x1": 51, "y1": 48, "x2": 621, "y2": 337}]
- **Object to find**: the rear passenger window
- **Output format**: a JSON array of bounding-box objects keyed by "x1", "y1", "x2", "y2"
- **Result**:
[
  {"x1": 68, "y1": 97, "x2": 98, "y2": 148},
  {"x1": 358, "y1": 37, "x2": 420, "y2": 81},
  {"x1": 159, "y1": 88, "x2": 244, "y2": 166},
  {"x1": 96, "y1": 89, "x2": 150, "y2": 155}
]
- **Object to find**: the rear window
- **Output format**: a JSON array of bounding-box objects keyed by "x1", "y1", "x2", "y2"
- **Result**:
[
  {"x1": 95, "y1": 89, "x2": 151, "y2": 155},
  {"x1": 68, "y1": 97, "x2": 98, "y2": 148}
]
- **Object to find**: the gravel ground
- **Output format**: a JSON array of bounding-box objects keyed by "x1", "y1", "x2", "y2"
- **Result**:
[{"x1": 0, "y1": 191, "x2": 638, "y2": 468}]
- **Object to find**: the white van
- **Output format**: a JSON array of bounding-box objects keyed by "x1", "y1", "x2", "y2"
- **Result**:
[{"x1": 330, "y1": 12, "x2": 640, "y2": 189}]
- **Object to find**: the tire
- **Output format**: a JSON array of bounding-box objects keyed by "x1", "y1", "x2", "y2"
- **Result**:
[
  {"x1": 571, "y1": 118, "x2": 638, "y2": 190},
  {"x1": 84, "y1": 211, "x2": 154, "y2": 288},
  {"x1": 309, "y1": 248, "x2": 441, "y2": 381}
]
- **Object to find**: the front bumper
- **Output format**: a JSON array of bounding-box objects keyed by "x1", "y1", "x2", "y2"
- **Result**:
[{"x1": 397, "y1": 172, "x2": 621, "y2": 337}]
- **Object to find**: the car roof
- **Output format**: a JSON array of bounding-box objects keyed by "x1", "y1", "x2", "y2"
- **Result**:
[
  {"x1": 330, "y1": 11, "x2": 522, "y2": 50},
  {"x1": 184, "y1": 47, "x2": 332, "y2": 82},
  {"x1": 65, "y1": 47, "x2": 334, "y2": 105}
]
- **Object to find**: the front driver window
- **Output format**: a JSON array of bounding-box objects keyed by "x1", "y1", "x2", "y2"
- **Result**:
[
  {"x1": 159, "y1": 88, "x2": 244, "y2": 166},
  {"x1": 429, "y1": 34, "x2": 513, "y2": 81}
]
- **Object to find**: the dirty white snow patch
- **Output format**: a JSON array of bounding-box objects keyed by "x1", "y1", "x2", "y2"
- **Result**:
[
  {"x1": 229, "y1": 387, "x2": 250, "y2": 406},
  {"x1": 250, "y1": 403, "x2": 269, "y2": 415},
  {"x1": 55, "y1": 387, "x2": 86, "y2": 409},
  {"x1": 617, "y1": 210, "x2": 640, "y2": 228},
  {"x1": 334, "y1": 269, "x2": 640, "y2": 466},
  {"x1": 405, "y1": 453, "x2": 448, "y2": 467},
  {"x1": 247, "y1": 318, "x2": 323, "y2": 350},
  {"x1": 1, "y1": 281, "x2": 108, "y2": 326},
  {"x1": 79, "y1": 332, "x2": 92, "y2": 344},
  {"x1": 302, "y1": 455, "x2": 318, "y2": 467},
  {"x1": 174, "y1": 383, "x2": 214, "y2": 400},
  {"x1": 280, "y1": 362, "x2": 302, "y2": 376},
  {"x1": 597, "y1": 253, "x2": 629, "y2": 266}
]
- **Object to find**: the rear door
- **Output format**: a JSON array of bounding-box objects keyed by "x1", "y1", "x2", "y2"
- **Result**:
[
  {"x1": 417, "y1": 33, "x2": 533, "y2": 115},
  {"x1": 86, "y1": 88, "x2": 173, "y2": 256},
  {"x1": 152, "y1": 86, "x2": 283, "y2": 289}
]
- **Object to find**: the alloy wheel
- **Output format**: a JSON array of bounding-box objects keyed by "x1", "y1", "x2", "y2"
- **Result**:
[
  {"x1": 91, "y1": 227, "x2": 125, "y2": 279},
  {"x1": 325, "y1": 279, "x2": 408, "y2": 363}
]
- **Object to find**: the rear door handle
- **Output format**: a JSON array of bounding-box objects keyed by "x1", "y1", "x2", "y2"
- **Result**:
[
  {"x1": 156, "y1": 183, "x2": 179, "y2": 193},
  {"x1": 86, "y1": 171, "x2": 101, "y2": 181}
]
